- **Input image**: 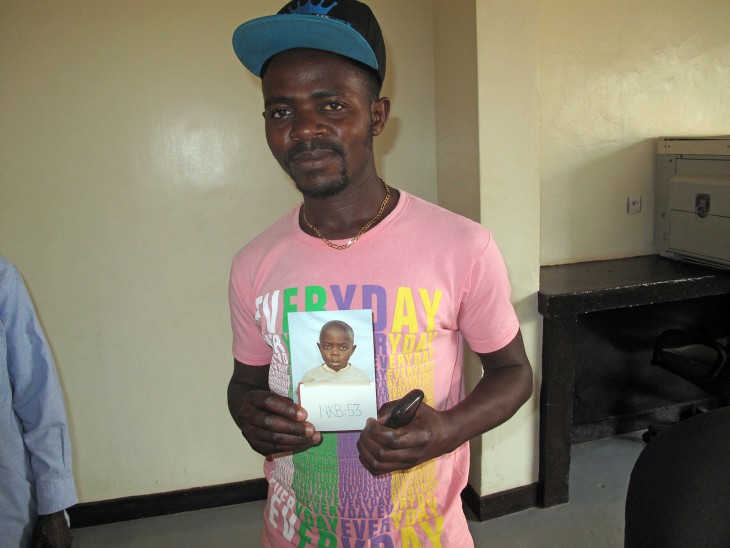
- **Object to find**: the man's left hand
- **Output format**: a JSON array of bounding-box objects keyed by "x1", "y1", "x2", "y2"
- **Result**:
[
  {"x1": 31, "y1": 511, "x2": 73, "y2": 548},
  {"x1": 356, "y1": 400, "x2": 454, "y2": 475}
]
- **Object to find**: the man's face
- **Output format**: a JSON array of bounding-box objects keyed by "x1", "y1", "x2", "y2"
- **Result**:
[
  {"x1": 261, "y1": 49, "x2": 387, "y2": 198},
  {"x1": 317, "y1": 325, "x2": 356, "y2": 372}
]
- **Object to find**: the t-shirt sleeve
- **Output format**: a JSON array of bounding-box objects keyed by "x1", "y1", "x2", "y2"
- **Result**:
[
  {"x1": 456, "y1": 232, "x2": 520, "y2": 354},
  {"x1": 229, "y1": 257, "x2": 273, "y2": 366}
]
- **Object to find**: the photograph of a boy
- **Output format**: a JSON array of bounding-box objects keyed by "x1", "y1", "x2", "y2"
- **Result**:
[{"x1": 301, "y1": 320, "x2": 371, "y2": 384}]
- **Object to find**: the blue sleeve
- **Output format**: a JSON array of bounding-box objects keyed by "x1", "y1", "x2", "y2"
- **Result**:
[{"x1": 0, "y1": 260, "x2": 77, "y2": 514}]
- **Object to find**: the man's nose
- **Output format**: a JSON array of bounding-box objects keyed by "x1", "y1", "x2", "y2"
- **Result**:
[{"x1": 289, "y1": 110, "x2": 325, "y2": 141}]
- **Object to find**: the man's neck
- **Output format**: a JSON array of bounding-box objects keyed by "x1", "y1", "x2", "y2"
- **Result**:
[{"x1": 299, "y1": 176, "x2": 399, "y2": 240}]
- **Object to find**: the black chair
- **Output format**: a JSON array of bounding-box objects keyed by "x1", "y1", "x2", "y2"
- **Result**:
[
  {"x1": 642, "y1": 329, "x2": 729, "y2": 442},
  {"x1": 625, "y1": 405, "x2": 730, "y2": 547}
]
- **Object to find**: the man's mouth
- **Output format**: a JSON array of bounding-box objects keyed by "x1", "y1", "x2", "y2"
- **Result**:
[
  {"x1": 284, "y1": 141, "x2": 344, "y2": 168},
  {"x1": 291, "y1": 149, "x2": 333, "y2": 166}
]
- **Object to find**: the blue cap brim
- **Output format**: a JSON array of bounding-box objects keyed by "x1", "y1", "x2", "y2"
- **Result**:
[{"x1": 232, "y1": 14, "x2": 379, "y2": 77}]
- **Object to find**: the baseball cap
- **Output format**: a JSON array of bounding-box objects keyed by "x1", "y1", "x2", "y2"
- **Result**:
[{"x1": 232, "y1": 0, "x2": 386, "y2": 84}]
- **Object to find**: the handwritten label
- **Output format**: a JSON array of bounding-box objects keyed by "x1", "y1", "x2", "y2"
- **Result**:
[{"x1": 299, "y1": 382, "x2": 378, "y2": 431}]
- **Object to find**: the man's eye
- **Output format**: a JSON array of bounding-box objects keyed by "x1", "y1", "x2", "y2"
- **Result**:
[
  {"x1": 323, "y1": 102, "x2": 344, "y2": 111},
  {"x1": 268, "y1": 108, "x2": 290, "y2": 119}
]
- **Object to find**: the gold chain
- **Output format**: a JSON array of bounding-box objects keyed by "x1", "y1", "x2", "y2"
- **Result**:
[{"x1": 302, "y1": 181, "x2": 391, "y2": 250}]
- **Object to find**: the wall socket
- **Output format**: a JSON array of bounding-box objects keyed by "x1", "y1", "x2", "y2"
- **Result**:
[{"x1": 627, "y1": 196, "x2": 642, "y2": 214}]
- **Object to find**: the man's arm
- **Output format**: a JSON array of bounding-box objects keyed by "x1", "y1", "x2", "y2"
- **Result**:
[
  {"x1": 227, "y1": 359, "x2": 322, "y2": 456},
  {"x1": 356, "y1": 330, "x2": 533, "y2": 475},
  {"x1": 31, "y1": 512, "x2": 73, "y2": 548},
  {"x1": 1, "y1": 261, "x2": 77, "y2": 546}
]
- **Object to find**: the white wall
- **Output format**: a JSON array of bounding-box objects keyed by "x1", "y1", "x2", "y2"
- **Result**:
[
  {"x1": 433, "y1": 0, "x2": 480, "y2": 223},
  {"x1": 4, "y1": 0, "x2": 727, "y2": 510},
  {"x1": 540, "y1": 0, "x2": 730, "y2": 265},
  {"x1": 432, "y1": 0, "x2": 485, "y2": 490},
  {"x1": 473, "y1": 0, "x2": 541, "y2": 495},
  {"x1": 436, "y1": 0, "x2": 730, "y2": 497},
  {"x1": 432, "y1": 0, "x2": 542, "y2": 498},
  {"x1": 0, "y1": 0, "x2": 437, "y2": 502},
  {"x1": 434, "y1": 0, "x2": 541, "y2": 497}
]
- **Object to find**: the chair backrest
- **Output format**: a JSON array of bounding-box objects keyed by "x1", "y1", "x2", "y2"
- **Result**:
[
  {"x1": 652, "y1": 329, "x2": 730, "y2": 399},
  {"x1": 625, "y1": 406, "x2": 730, "y2": 547}
]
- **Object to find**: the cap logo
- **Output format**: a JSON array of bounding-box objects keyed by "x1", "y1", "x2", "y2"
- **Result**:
[{"x1": 288, "y1": 0, "x2": 338, "y2": 16}]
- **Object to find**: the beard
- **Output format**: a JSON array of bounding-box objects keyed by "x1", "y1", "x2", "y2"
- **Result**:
[
  {"x1": 294, "y1": 172, "x2": 349, "y2": 198},
  {"x1": 294, "y1": 177, "x2": 350, "y2": 198},
  {"x1": 283, "y1": 140, "x2": 350, "y2": 199}
]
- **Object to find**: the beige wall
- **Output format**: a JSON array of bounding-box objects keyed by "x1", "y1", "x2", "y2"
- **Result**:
[
  {"x1": 3, "y1": 0, "x2": 728, "y2": 509},
  {"x1": 468, "y1": 0, "x2": 730, "y2": 495},
  {"x1": 432, "y1": 0, "x2": 485, "y2": 491},
  {"x1": 433, "y1": 0, "x2": 541, "y2": 497},
  {"x1": 0, "y1": 0, "x2": 436, "y2": 502},
  {"x1": 540, "y1": 0, "x2": 730, "y2": 265},
  {"x1": 473, "y1": 0, "x2": 542, "y2": 495},
  {"x1": 433, "y1": 0, "x2": 480, "y2": 223}
]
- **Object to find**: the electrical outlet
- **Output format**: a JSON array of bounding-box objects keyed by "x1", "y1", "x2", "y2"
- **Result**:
[{"x1": 627, "y1": 196, "x2": 642, "y2": 214}]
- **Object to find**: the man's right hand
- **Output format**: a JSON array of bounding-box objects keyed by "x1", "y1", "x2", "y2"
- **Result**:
[
  {"x1": 235, "y1": 388, "x2": 322, "y2": 456},
  {"x1": 30, "y1": 511, "x2": 72, "y2": 548},
  {"x1": 228, "y1": 361, "x2": 322, "y2": 457}
]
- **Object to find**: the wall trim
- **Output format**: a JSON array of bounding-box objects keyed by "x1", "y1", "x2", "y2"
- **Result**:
[
  {"x1": 461, "y1": 482, "x2": 539, "y2": 521},
  {"x1": 68, "y1": 478, "x2": 268, "y2": 528},
  {"x1": 69, "y1": 478, "x2": 539, "y2": 528}
]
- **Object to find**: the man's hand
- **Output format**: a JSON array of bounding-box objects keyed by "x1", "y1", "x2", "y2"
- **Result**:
[
  {"x1": 356, "y1": 399, "x2": 454, "y2": 475},
  {"x1": 31, "y1": 511, "x2": 72, "y2": 548},
  {"x1": 357, "y1": 330, "x2": 533, "y2": 476},
  {"x1": 236, "y1": 389, "x2": 322, "y2": 456},
  {"x1": 228, "y1": 360, "x2": 321, "y2": 457}
]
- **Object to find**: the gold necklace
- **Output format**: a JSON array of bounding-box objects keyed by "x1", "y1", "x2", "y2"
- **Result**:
[{"x1": 302, "y1": 181, "x2": 391, "y2": 250}]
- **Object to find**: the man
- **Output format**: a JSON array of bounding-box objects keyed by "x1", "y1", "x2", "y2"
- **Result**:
[
  {"x1": 1, "y1": 256, "x2": 77, "y2": 547},
  {"x1": 227, "y1": 1, "x2": 533, "y2": 546}
]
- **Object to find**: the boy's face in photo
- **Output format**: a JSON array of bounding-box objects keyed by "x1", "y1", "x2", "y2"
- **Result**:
[{"x1": 317, "y1": 325, "x2": 357, "y2": 372}]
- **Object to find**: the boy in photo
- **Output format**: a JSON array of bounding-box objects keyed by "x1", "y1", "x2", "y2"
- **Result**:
[{"x1": 301, "y1": 320, "x2": 370, "y2": 384}]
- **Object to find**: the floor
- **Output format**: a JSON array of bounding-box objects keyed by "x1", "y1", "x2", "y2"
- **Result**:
[{"x1": 72, "y1": 433, "x2": 646, "y2": 547}]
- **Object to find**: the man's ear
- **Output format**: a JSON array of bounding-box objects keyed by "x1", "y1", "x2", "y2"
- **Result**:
[
  {"x1": 371, "y1": 97, "x2": 390, "y2": 137},
  {"x1": 351, "y1": 344, "x2": 357, "y2": 353}
]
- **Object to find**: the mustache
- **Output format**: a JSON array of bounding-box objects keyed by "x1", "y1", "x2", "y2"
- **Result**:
[{"x1": 283, "y1": 140, "x2": 345, "y2": 166}]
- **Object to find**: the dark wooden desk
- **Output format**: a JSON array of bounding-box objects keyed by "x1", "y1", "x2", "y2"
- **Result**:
[{"x1": 537, "y1": 255, "x2": 730, "y2": 507}]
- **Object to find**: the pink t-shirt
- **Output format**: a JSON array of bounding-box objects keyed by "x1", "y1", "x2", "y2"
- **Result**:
[{"x1": 230, "y1": 191, "x2": 519, "y2": 547}]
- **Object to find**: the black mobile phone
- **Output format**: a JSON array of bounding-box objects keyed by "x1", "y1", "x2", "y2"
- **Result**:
[{"x1": 384, "y1": 389, "x2": 424, "y2": 428}]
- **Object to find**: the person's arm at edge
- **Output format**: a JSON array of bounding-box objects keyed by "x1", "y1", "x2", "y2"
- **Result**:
[
  {"x1": 227, "y1": 359, "x2": 322, "y2": 456},
  {"x1": 31, "y1": 512, "x2": 72, "y2": 548},
  {"x1": 357, "y1": 329, "x2": 533, "y2": 474},
  {"x1": 1, "y1": 262, "x2": 76, "y2": 546}
]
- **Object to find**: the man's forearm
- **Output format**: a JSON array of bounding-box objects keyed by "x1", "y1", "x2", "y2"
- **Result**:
[
  {"x1": 227, "y1": 379, "x2": 263, "y2": 429},
  {"x1": 442, "y1": 362, "x2": 533, "y2": 451},
  {"x1": 440, "y1": 330, "x2": 535, "y2": 451},
  {"x1": 355, "y1": 360, "x2": 533, "y2": 476},
  {"x1": 32, "y1": 511, "x2": 72, "y2": 548},
  {"x1": 227, "y1": 360, "x2": 271, "y2": 429}
]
